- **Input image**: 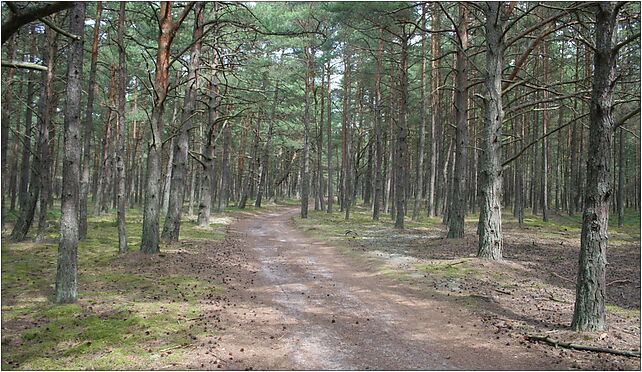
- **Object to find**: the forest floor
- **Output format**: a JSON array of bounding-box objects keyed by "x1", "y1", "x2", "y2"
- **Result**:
[{"x1": 1, "y1": 203, "x2": 640, "y2": 370}]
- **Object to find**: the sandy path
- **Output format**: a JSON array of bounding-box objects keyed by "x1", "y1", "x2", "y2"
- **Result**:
[{"x1": 207, "y1": 207, "x2": 568, "y2": 370}]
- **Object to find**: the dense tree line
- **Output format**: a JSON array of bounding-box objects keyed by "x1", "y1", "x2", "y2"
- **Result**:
[{"x1": 1, "y1": 1, "x2": 640, "y2": 332}]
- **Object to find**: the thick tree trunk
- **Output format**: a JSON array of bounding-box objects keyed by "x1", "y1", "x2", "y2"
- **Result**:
[
  {"x1": 571, "y1": 2, "x2": 620, "y2": 332},
  {"x1": 115, "y1": 1, "x2": 128, "y2": 252},
  {"x1": 162, "y1": 2, "x2": 204, "y2": 240},
  {"x1": 141, "y1": 1, "x2": 193, "y2": 253},
  {"x1": 55, "y1": 2, "x2": 85, "y2": 303},
  {"x1": 79, "y1": 1, "x2": 102, "y2": 240},
  {"x1": 477, "y1": 2, "x2": 505, "y2": 261},
  {"x1": 448, "y1": 4, "x2": 468, "y2": 238}
]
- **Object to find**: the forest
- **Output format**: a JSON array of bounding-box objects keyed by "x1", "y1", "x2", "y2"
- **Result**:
[{"x1": 1, "y1": 1, "x2": 641, "y2": 370}]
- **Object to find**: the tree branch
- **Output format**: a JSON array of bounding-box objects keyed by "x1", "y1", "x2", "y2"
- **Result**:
[{"x1": 1, "y1": 1, "x2": 74, "y2": 43}]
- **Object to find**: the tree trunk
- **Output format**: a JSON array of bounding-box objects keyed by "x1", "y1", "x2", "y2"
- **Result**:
[
  {"x1": 394, "y1": 33, "x2": 410, "y2": 229},
  {"x1": 141, "y1": 1, "x2": 193, "y2": 254},
  {"x1": 571, "y1": 2, "x2": 620, "y2": 332},
  {"x1": 301, "y1": 44, "x2": 313, "y2": 219},
  {"x1": 35, "y1": 23, "x2": 58, "y2": 242},
  {"x1": 412, "y1": 5, "x2": 427, "y2": 222},
  {"x1": 10, "y1": 27, "x2": 38, "y2": 241},
  {"x1": 115, "y1": 1, "x2": 128, "y2": 252},
  {"x1": 256, "y1": 80, "x2": 277, "y2": 208},
  {"x1": 427, "y1": 4, "x2": 440, "y2": 218},
  {"x1": 617, "y1": 127, "x2": 625, "y2": 227},
  {"x1": 341, "y1": 45, "x2": 352, "y2": 221},
  {"x1": 55, "y1": 2, "x2": 85, "y2": 303},
  {"x1": 162, "y1": 2, "x2": 204, "y2": 241},
  {"x1": 217, "y1": 115, "x2": 231, "y2": 212},
  {"x1": 373, "y1": 30, "x2": 384, "y2": 221},
  {"x1": 326, "y1": 61, "x2": 334, "y2": 214},
  {"x1": 448, "y1": 3, "x2": 469, "y2": 238},
  {"x1": 197, "y1": 51, "x2": 220, "y2": 226},
  {"x1": 79, "y1": 1, "x2": 102, "y2": 240},
  {"x1": 477, "y1": 2, "x2": 505, "y2": 261},
  {"x1": 1, "y1": 35, "x2": 17, "y2": 219}
]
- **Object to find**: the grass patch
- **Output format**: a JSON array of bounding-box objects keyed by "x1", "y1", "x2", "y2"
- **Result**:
[{"x1": 1, "y1": 205, "x2": 225, "y2": 370}]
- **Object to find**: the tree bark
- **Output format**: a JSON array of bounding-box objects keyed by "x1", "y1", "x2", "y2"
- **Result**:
[
  {"x1": 162, "y1": 2, "x2": 204, "y2": 241},
  {"x1": 372, "y1": 31, "x2": 383, "y2": 221},
  {"x1": 256, "y1": 81, "x2": 278, "y2": 208},
  {"x1": 617, "y1": 127, "x2": 625, "y2": 227},
  {"x1": 79, "y1": 1, "x2": 102, "y2": 240},
  {"x1": 115, "y1": 1, "x2": 128, "y2": 252},
  {"x1": 301, "y1": 43, "x2": 314, "y2": 219},
  {"x1": 55, "y1": 2, "x2": 85, "y2": 303},
  {"x1": 10, "y1": 27, "x2": 38, "y2": 241},
  {"x1": 326, "y1": 61, "x2": 334, "y2": 214},
  {"x1": 477, "y1": 2, "x2": 505, "y2": 261},
  {"x1": 571, "y1": 2, "x2": 620, "y2": 332},
  {"x1": 448, "y1": 3, "x2": 468, "y2": 238},
  {"x1": 141, "y1": 1, "x2": 194, "y2": 254},
  {"x1": 428, "y1": 6, "x2": 441, "y2": 218},
  {"x1": 394, "y1": 32, "x2": 410, "y2": 229},
  {"x1": 197, "y1": 49, "x2": 220, "y2": 226},
  {"x1": 412, "y1": 5, "x2": 427, "y2": 222},
  {"x1": 35, "y1": 22, "x2": 58, "y2": 242}
]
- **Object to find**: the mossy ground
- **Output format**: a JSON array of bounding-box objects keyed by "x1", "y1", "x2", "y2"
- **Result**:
[{"x1": 1, "y1": 207, "x2": 226, "y2": 370}]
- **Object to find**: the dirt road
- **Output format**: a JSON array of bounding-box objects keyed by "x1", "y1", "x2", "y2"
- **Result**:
[{"x1": 197, "y1": 207, "x2": 568, "y2": 370}]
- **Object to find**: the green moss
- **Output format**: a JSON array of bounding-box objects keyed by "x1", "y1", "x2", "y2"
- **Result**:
[
  {"x1": 606, "y1": 303, "x2": 641, "y2": 316},
  {"x1": 1, "y1": 206, "x2": 225, "y2": 370},
  {"x1": 414, "y1": 260, "x2": 475, "y2": 278}
]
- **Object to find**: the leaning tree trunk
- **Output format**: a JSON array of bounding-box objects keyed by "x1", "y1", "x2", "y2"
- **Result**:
[
  {"x1": 477, "y1": 2, "x2": 505, "y2": 261},
  {"x1": 447, "y1": 3, "x2": 469, "y2": 238},
  {"x1": 55, "y1": 2, "x2": 85, "y2": 304},
  {"x1": 162, "y1": 2, "x2": 203, "y2": 241},
  {"x1": 115, "y1": 1, "x2": 128, "y2": 252},
  {"x1": 571, "y1": 2, "x2": 620, "y2": 332}
]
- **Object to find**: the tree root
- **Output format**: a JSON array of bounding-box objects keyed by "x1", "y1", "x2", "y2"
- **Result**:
[{"x1": 527, "y1": 335, "x2": 641, "y2": 358}]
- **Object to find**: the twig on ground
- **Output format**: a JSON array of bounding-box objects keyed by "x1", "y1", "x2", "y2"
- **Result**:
[
  {"x1": 607, "y1": 279, "x2": 632, "y2": 286},
  {"x1": 550, "y1": 272, "x2": 575, "y2": 284},
  {"x1": 527, "y1": 335, "x2": 641, "y2": 358}
]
